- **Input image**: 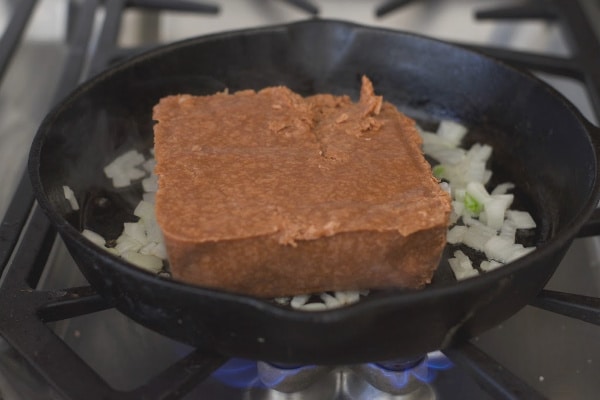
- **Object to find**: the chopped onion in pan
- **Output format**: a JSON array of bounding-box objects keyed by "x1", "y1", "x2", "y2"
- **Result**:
[
  {"x1": 276, "y1": 290, "x2": 368, "y2": 311},
  {"x1": 121, "y1": 251, "x2": 163, "y2": 273},
  {"x1": 437, "y1": 119, "x2": 469, "y2": 146},
  {"x1": 448, "y1": 250, "x2": 479, "y2": 280},
  {"x1": 81, "y1": 150, "x2": 165, "y2": 274},
  {"x1": 506, "y1": 210, "x2": 537, "y2": 229},
  {"x1": 480, "y1": 260, "x2": 503, "y2": 272},
  {"x1": 103, "y1": 149, "x2": 146, "y2": 188},
  {"x1": 62, "y1": 185, "x2": 79, "y2": 211},
  {"x1": 421, "y1": 121, "x2": 538, "y2": 281},
  {"x1": 78, "y1": 119, "x2": 538, "y2": 308},
  {"x1": 82, "y1": 229, "x2": 106, "y2": 247}
]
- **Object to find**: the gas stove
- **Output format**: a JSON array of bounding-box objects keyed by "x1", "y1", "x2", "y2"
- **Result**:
[{"x1": 0, "y1": 1, "x2": 599, "y2": 399}]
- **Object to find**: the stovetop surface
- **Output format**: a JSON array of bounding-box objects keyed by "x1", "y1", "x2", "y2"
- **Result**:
[{"x1": 1, "y1": 1, "x2": 599, "y2": 399}]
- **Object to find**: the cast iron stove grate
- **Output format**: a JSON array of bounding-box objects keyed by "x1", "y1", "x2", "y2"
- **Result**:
[{"x1": 0, "y1": 1, "x2": 599, "y2": 399}]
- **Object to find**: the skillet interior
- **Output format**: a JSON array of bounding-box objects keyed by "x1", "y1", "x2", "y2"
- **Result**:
[{"x1": 29, "y1": 19, "x2": 598, "y2": 364}]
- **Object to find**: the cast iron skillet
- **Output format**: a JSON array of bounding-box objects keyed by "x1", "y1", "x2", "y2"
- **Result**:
[{"x1": 29, "y1": 19, "x2": 600, "y2": 365}]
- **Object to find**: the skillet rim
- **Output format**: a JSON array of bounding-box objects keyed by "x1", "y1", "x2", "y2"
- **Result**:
[{"x1": 28, "y1": 18, "x2": 600, "y2": 322}]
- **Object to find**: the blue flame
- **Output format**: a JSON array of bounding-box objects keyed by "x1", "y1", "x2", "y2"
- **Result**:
[
  {"x1": 211, "y1": 352, "x2": 454, "y2": 390},
  {"x1": 427, "y1": 351, "x2": 454, "y2": 370},
  {"x1": 369, "y1": 351, "x2": 454, "y2": 389},
  {"x1": 259, "y1": 364, "x2": 319, "y2": 389},
  {"x1": 370, "y1": 365, "x2": 411, "y2": 387},
  {"x1": 211, "y1": 358, "x2": 264, "y2": 388}
]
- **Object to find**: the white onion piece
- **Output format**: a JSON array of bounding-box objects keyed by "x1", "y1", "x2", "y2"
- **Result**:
[
  {"x1": 139, "y1": 242, "x2": 159, "y2": 255},
  {"x1": 278, "y1": 289, "x2": 366, "y2": 311},
  {"x1": 483, "y1": 194, "x2": 514, "y2": 230},
  {"x1": 467, "y1": 143, "x2": 493, "y2": 163},
  {"x1": 499, "y1": 220, "x2": 518, "y2": 242},
  {"x1": 273, "y1": 297, "x2": 289, "y2": 305},
  {"x1": 115, "y1": 235, "x2": 143, "y2": 254},
  {"x1": 299, "y1": 302, "x2": 328, "y2": 311},
  {"x1": 461, "y1": 215, "x2": 497, "y2": 234},
  {"x1": 334, "y1": 290, "x2": 360, "y2": 305},
  {"x1": 62, "y1": 185, "x2": 79, "y2": 211},
  {"x1": 448, "y1": 250, "x2": 479, "y2": 280},
  {"x1": 134, "y1": 199, "x2": 154, "y2": 219},
  {"x1": 134, "y1": 200, "x2": 163, "y2": 243},
  {"x1": 290, "y1": 294, "x2": 310, "y2": 308},
  {"x1": 82, "y1": 229, "x2": 105, "y2": 247},
  {"x1": 126, "y1": 167, "x2": 147, "y2": 180},
  {"x1": 491, "y1": 182, "x2": 515, "y2": 195},
  {"x1": 142, "y1": 158, "x2": 156, "y2": 173},
  {"x1": 121, "y1": 251, "x2": 163, "y2": 273},
  {"x1": 465, "y1": 182, "x2": 491, "y2": 208},
  {"x1": 484, "y1": 236, "x2": 525, "y2": 263},
  {"x1": 480, "y1": 260, "x2": 503, "y2": 272},
  {"x1": 449, "y1": 201, "x2": 464, "y2": 224},
  {"x1": 150, "y1": 241, "x2": 168, "y2": 260},
  {"x1": 447, "y1": 225, "x2": 467, "y2": 244},
  {"x1": 424, "y1": 145, "x2": 466, "y2": 164},
  {"x1": 320, "y1": 293, "x2": 342, "y2": 308},
  {"x1": 506, "y1": 210, "x2": 537, "y2": 229},
  {"x1": 462, "y1": 225, "x2": 496, "y2": 252},
  {"x1": 142, "y1": 192, "x2": 156, "y2": 204},
  {"x1": 103, "y1": 149, "x2": 146, "y2": 188},
  {"x1": 142, "y1": 175, "x2": 158, "y2": 193},
  {"x1": 439, "y1": 181, "x2": 451, "y2": 195},
  {"x1": 437, "y1": 120, "x2": 468, "y2": 146},
  {"x1": 123, "y1": 222, "x2": 147, "y2": 244}
]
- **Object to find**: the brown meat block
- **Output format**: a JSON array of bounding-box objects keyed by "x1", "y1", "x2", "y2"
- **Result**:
[{"x1": 153, "y1": 77, "x2": 451, "y2": 297}]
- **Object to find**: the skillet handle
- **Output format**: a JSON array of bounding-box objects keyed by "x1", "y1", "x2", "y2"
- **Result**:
[{"x1": 577, "y1": 119, "x2": 600, "y2": 238}]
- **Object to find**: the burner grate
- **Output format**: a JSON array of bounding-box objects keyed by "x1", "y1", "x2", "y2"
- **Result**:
[{"x1": 0, "y1": 1, "x2": 599, "y2": 399}]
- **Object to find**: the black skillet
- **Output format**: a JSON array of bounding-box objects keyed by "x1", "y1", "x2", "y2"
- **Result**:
[{"x1": 29, "y1": 19, "x2": 600, "y2": 365}]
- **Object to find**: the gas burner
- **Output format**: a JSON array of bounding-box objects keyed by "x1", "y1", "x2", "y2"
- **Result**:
[
  {"x1": 349, "y1": 352, "x2": 453, "y2": 399},
  {"x1": 355, "y1": 356, "x2": 432, "y2": 396},
  {"x1": 211, "y1": 353, "x2": 453, "y2": 399},
  {"x1": 257, "y1": 362, "x2": 332, "y2": 393}
]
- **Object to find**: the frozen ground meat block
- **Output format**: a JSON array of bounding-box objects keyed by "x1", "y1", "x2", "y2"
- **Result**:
[{"x1": 153, "y1": 77, "x2": 451, "y2": 298}]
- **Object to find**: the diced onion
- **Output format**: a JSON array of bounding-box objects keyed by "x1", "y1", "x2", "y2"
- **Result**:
[
  {"x1": 276, "y1": 289, "x2": 366, "y2": 311},
  {"x1": 465, "y1": 182, "x2": 491, "y2": 207},
  {"x1": 85, "y1": 118, "x2": 539, "y2": 310},
  {"x1": 448, "y1": 250, "x2": 479, "y2": 280},
  {"x1": 123, "y1": 222, "x2": 148, "y2": 244},
  {"x1": 62, "y1": 185, "x2": 79, "y2": 211},
  {"x1": 491, "y1": 182, "x2": 515, "y2": 195},
  {"x1": 447, "y1": 225, "x2": 467, "y2": 244},
  {"x1": 506, "y1": 210, "x2": 537, "y2": 229},
  {"x1": 483, "y1": 194, "x2": 514, "y2": 230},
  {"x1": 499, "y1": 220, "x2": 517, "y2": 242},
  {"x1": 82, "y1": 229, "x2": 105, "y2": 247},
  {"x1": 103, "y1": 149, "x2": 146, "y2": 188},
  {"x1": 484, "y1": 236, "x2": 525, "y2": 263},
  {"x1": 115, "y1": 235, "x2": 143, "y2": 254},
  {"x1": 462, "y1": 225, "x2": 496, "y2": 252},
  {"x1": 422, "y1": 120, "x2": 537, "y2": 281},
  {"x1": 290, "y1": 294, "x2": 310, "y2": 308},
  {"x1": 142, "y1": 175, "x2": 158, "y2": 192},
  {"x1": 121, "y1": 251, "x2": 163, "y2": 273},
  {"x1": 480, "y1": 260, "x2": 503, "y2": 272},
  {"x1": 436, "y1": 120, "x2": 468, "y2": 146},
  {"x1": 299, "y1": 302, "x2": 328, "y2": 311},
  {"x1": 320, "y1": 293, "x2": 342, "y2": 308}
]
